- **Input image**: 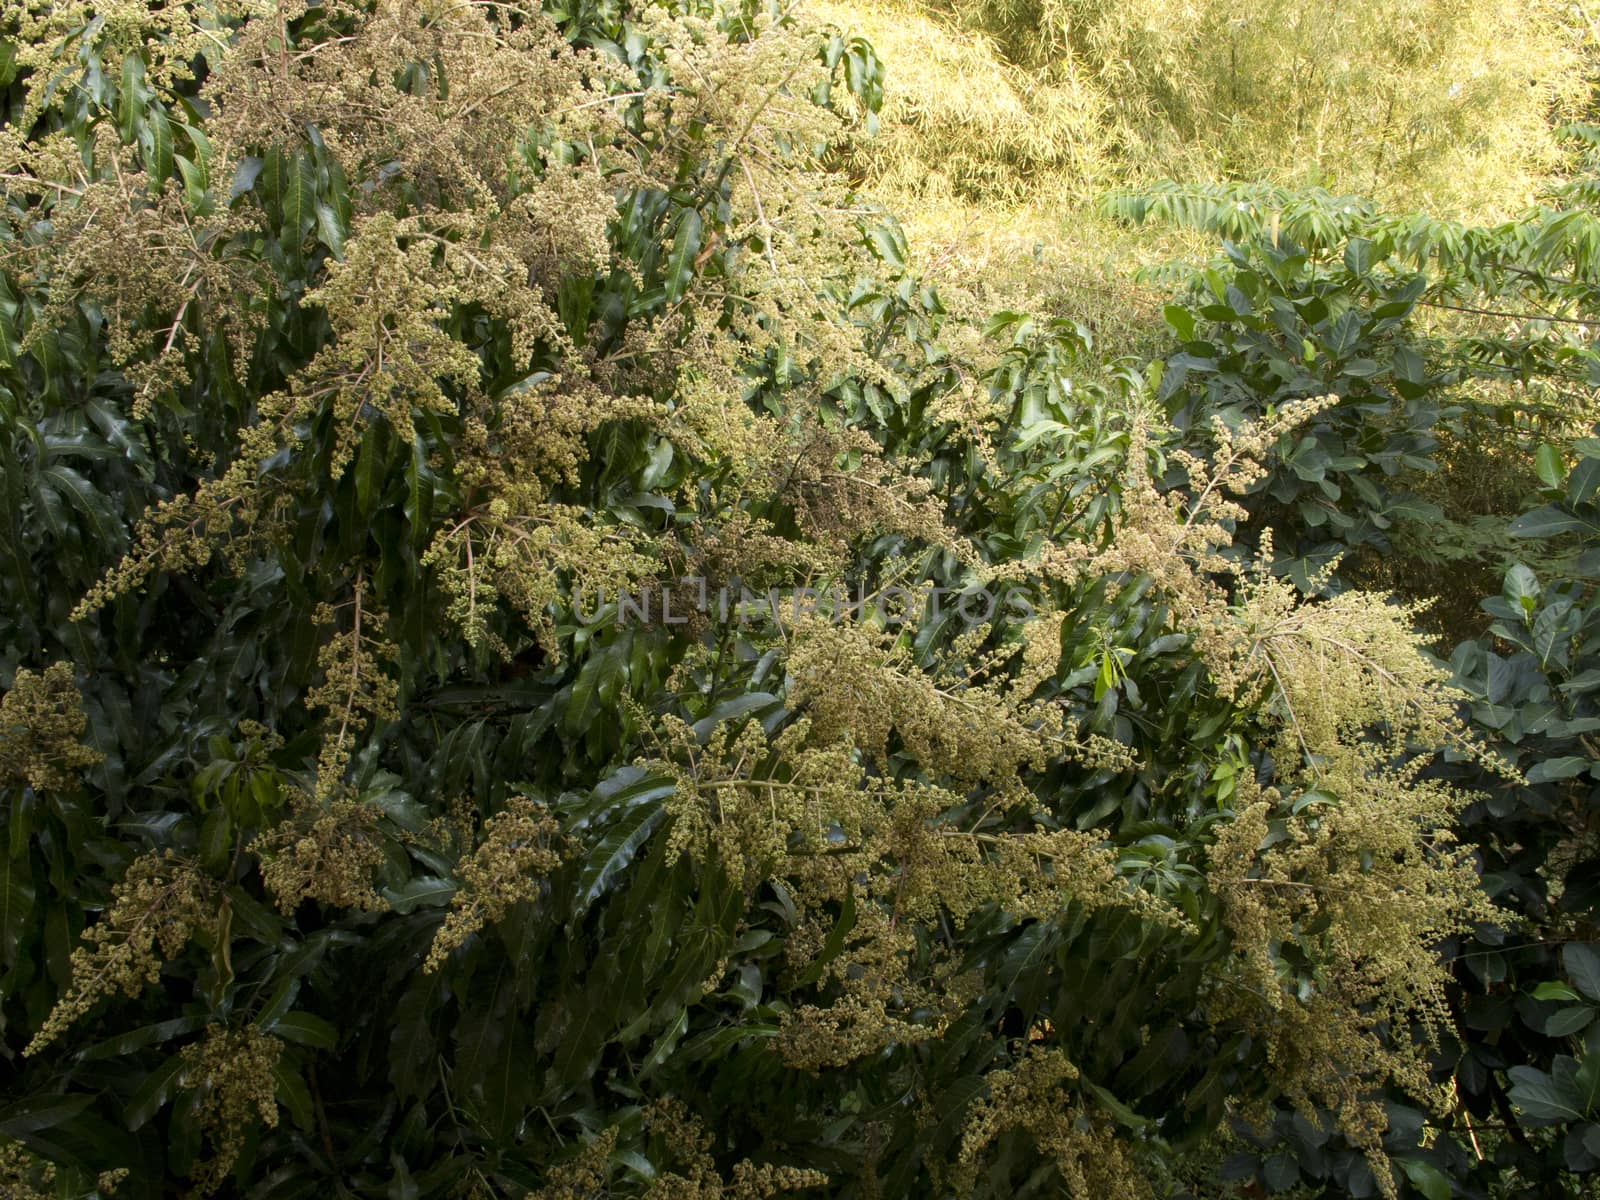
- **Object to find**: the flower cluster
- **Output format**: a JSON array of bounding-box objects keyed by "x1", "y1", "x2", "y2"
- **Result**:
[
  {"x1": 304, "y1": 586, "x2": 400, "y2": 795},
  {"x1": 0, "y1": 663, "x2": 102, "y2": 793},
  {"x1": 424, "y1": 796, "x2": 565, "y2": 972},
  {"x1": 178, "y1": 1025, "x2": 283, "y2": 1194},
  {"x1": 254, "y1": 789, "x2": 388, "y2": 915},
  {"x1": 947, "y1": 1047, "x2": 1148, "y2": 1199},
  {"x1": 26, "y1": 853, "x2": 215, "y2": 1055},
  {"x1": 634, "y1": 1099, "x2": 830, "y2": 1199}
]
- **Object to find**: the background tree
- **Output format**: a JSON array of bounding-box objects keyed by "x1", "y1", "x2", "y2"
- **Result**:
[{"x1": 0, "y1": 2, "x2": 1563, "y2": 1198}]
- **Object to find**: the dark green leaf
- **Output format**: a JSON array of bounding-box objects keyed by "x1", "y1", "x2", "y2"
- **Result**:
[
  {"x1": 264, "y1": 1011, "x2": 339, "y2": 1051},
  {"x1": 575, "y1": 802, "x2": 667, "y2": 914},
  {"x1": 665, "y1": 208, "x2": 703, "y2": 303},
  {"x1": 1566, "y1": 944, "x2": 1600, "y2": 1004}
]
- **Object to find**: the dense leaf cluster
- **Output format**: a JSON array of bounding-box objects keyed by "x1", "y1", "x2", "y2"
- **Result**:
[
  {"x1": 1112, "y1": 178, "x2": 1600, "y2": 1195},
  {"x1": 2, "y1": 3, "x2": 1596, "y2": 1200}
]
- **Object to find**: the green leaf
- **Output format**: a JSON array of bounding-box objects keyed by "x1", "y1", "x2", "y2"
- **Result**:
[
  {"x1": 637, "y1": 1006, "x2": 689, "y2": 1080},
  {"x1": 664, "y1": 207, "x2": 703, "y2": 303},
  {"x1": 254, "y1": 975, "x2": 303, "y2": 1032},
  {"x1": 557, "y1": 274, "x2": 594, "y2": 343},
  {"x1": 925, "y1": 1075, "x2": 989, "y2": 1154},
  {"x1": 354, "y1": 427, "x2": 382, "y2": 516},
  {"x1": 1343, "y1": 237, "x2": 1374, "y2": 277},
  {"x1": 265, "y1": 1011, "x2": 339, "y2": 1051},
  {"x1": 1571, "y1": 455, "x2": 1600, "y2": 506},
  {"x1": 1163, "y1": 304, "x2": 1196, "y2": 341},
  {"x1": 1535, "y1": 981, "x2": 1584, "y2": 1003},
  {"x1": 865, "y1": 222, "x2": 906, "y2": 270},
  {"x1": 80, "y1": 1016, "x2": 207, "y2": 1062},
  {"x1": 690, "y1": 693, "x2": 782, "y2": 741},
  {"x1": 0, "y1": 855, "x2": 33, "y2": 966},
  {"x1": 383, "y1": 876, "x2": 457, "y2": 914},
  {"x1": 175, "y1": 153, "x2": 207, "y2": 209},
  {"x1": 139, "y1": 103, "x2": 174, "y2": 184},
  {"x1": 1503, "y1": 563, "x2": 1540, "y2": 613},
  {"x1": 388, "y1": 981, "x2": 438, "y2": 1102},
  {"x1": 118, "y1": 54, "x2": 149, "y2": 143},
  {"x1": 124, "y1": 1056, "x2": 186, "y2": 1131},
  {"x1": 310, "y1": 201, "x2": 344, "y2": 258},
  {"x1": 641, "y1": 438, "x2": 674, "y2": 490},
  {"x1": 1080, "y1": 1075, "x2": 1148, "y2": 1131},
  {"x1": 282, "y1": 154, "x2": 316, "y2": 243},
  {"x1": 677, "y1": 1022, "x2": 779, "y2": 1065},
  {"x1": 406, "y1": 433, "x2": 436, "y2": 547},
  {"x1": 981, "y1": 310, "x2": 1026, "y2": 338},
  {"x1": 1263, "y1": 1152, "x2": 1298, "y2": 1192},
  {"x1": 565, "y1": 766, "x2": 676, "y2": 832},
  {"x1": 1537, "y1": 442, "x2": 1566, "y2": 488},
  {"x1": 1566, "y1": 944, "x2": 1600, "y2": 1003},
  {"x1": 0, "y1": 1094, "x2": 94, "y2": 1138},
  {"x1": 1527, "y1": 757, "x2": 1590, "y2": 784},
  {"x1": 1577, "y1": 1031, "x2": 1600, "y2": 1115},
  {"x1": 198, "y1": 805, "x2": 232, "y2": 874},
  {"x1": 1547, "y1": 1006, "x2": 1596, "y2": 1037},
  {"x1": 273, "y1": 1060, "x2": 315, "y2": 1131},
  {"x1": 1508, "y1": 1065, "x2": 1586, "y2": 1122},
  {"x1": 39, "y1": 464, "x2": 118, "y2": 547},
  {"x1": 229, "y1": 156, "x2": 264, "y2": 202},
  {"x1": 575, "y1": 801, "x2": 667, "y2": 914},
  {"x1": 1511, "y1": 504, "x2": 1594, "y2": 539},
  {"x1": 797, "y1": 887, "x2": 856, "y2": 988},
  {"x1": 1399, "y1": 1159, "x2": 1451, "y2": 1200}
]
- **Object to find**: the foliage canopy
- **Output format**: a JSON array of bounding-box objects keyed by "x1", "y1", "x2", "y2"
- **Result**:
[{"x1": 1, "y1": 2, "x2": 1599, "y2": 1199}]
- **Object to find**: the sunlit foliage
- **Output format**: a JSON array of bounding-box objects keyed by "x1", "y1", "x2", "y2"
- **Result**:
[{"x1": 2, "y1": 1, "x2": 1597, "y2": 1198}]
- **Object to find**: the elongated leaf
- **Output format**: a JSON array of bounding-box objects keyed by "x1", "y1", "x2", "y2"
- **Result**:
[
  {"x1": 0, "y1": 1094, "x2": 93, "y2": 1138},
  {"x1": 1511, "y1": 504, "x2": 1596, "y2": 538},
  {"x1": 175, "y1": 153, "x2": 207, "y2": 209},
  {"x1": 0, "y1": 855, "x2": 32, "y2": 965},
  {"x1": 282, "y1": 154, "x2": 316, "y2": 243},
  {"x1": 139, "y1": 103, "x2": 174, "y2": 184},
  {"x1": 81, "y1": 1015, "x2": 207, "y2": 1062},
  {"x1": 926, "y1": 1075, "x2": 988, "y2": 1154},
  {"x1": 664, "y1": 207, "x2": 703, "y2": 303},
  {"x1": 797, "y1": 887, "x2": 856, "y2": 988},
  {"x1": 315, "y1": 200, "x2": 346, "y2": 258},
  {"x1": 39, "y1": 465, "x2": 119, "y2": 547},
  {"x1": 1547, "y1": 1006, "x2": 1597, "y2": 1037},
  {"x1": 1570, "y1": 455, "x2": 1600, "y2": 506},
  {"x1": 384, "y1": 875, "x2": 457, "y2": 914},
  {"x1": 690, "y1": 692, "x2": 781, "y2": 741},
  {"x1": 124, "y1": 1057, "x2": 186, "y2": 1131},
  {"x1": 118, "y1": 54, "x2": 148, "y2": 143},
  {"x1": 575, "y1": 802, "x2": 666, "y2": 913},
  {"x1": 1537, "y1": 442, "x2": 1566, "y2": 487},
  {"x1": 565, "y1": 766, "x2": 676, "y2": 832},
  {"x1": 265, "y1": 1011, "x2": 339, "y2": 1051},
  {"x1": 229, "y1": 155, "x2": 264, "y2": 202},
  {"x1": 865, "y1": 223, "x2": 906, "y2": 270},
  {"x1": 273, "y1": 1060, "x2": 315, "y2": 1132}
]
